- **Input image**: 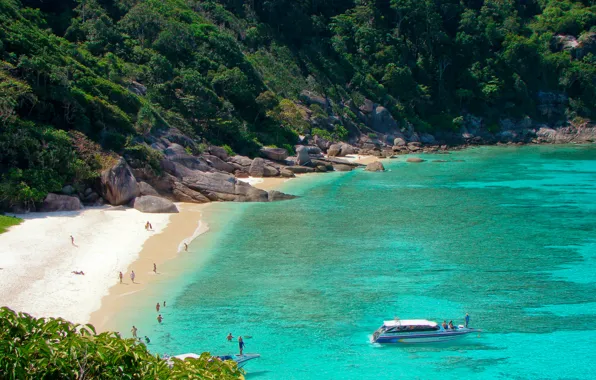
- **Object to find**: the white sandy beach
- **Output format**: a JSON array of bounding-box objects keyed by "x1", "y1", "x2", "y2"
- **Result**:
[{"x1": 0, "y1": 207, "x2": 171, "y2": 324}]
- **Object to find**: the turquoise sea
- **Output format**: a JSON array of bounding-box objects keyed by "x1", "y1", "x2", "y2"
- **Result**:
[{"x1": 117, "y1": 145, "x2": 596, "y2": 379}]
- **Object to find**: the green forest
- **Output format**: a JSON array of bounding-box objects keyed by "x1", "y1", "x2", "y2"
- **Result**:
[{"x1": 1, "y1": 0, "x2": 595, "y2": 206}]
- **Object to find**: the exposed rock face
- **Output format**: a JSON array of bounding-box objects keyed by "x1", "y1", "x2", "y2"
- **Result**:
[
  {"x1": 182, "y1": 171, "x2": 270, "y2": 202},
  {"x1": 138, "y1": 181, "x2": 159, "y2": 196},
  {"x1": 365, "y1": 161, "x2": 385, "y2": 172},
  {"x1": 536, "y1": 124, "x2": 596, "y2": 143},
  {"x1": 203, "y1": 154, "x2": 235, "y2": 173},
  {"x1": 327, "y1": 142, "x2": 356, "y2": 157},
  {"x1": 280, "y1": 168, "x2": 296, "y2": 178},
  {"x1": 285, "y1": 166, "x2": 315, "y2": 174},
  {"x1": 394, "y1": 137, "x2": 407, "y2": 146},
  {"x1": 371, "y1": 106, "x2": 398, "y2": 132},
  {"x1": 132, "y1": 195, "x2": 179, "y2": 213},
  {"x1": 228, "y1": 155, "x2": 253, "y2": 168},
  {"x1": 40, "y1": 193, "x2": 83, "y2": 212},
  {"x1": 359, "y1": 98, "x2": 374, "y2": 114},
  {"x1": 260, "y1": 147, "x2": 288, "y2": 161},
  {"x1": 296, "y1": 146, "x2": 311, "y2": 165},
  {"x1": 209, "y1": 146, "x2": 229, "y2": 160},
  {"x1": 268, "y1": 190, "x2": 298, "y2": 201},
  {"x1": 172, "y1": 182, "x2": 210, "y2": 203},
  {"x1": 406, "y1": 157, "x2": 425, "y2": 163},
  {"x1": 249, "y1": 158, "x2": 279, "y2": 177},
  {"x1": 314, "y1": 135, "x2": 331, "y2": 151},
  {"x1": 100, "y1": 158, "x2": 140, "y2": 205},
  {"x1": 333, "y1": 164, "x2": 353, "y2": 171},
  {"x1": 164, "y1": 144, "x2": 212, "y2": 172},
  {"x1": 128, "y1": 81, "x2": 147, "y2": 96},
  {"x1": 299, "y1": 90, "x2": 329, "y2": 109}
]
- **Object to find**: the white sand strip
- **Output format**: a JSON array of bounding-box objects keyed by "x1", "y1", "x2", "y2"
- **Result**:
[
  {"x1": 0, "y1": 207, "x2": 171, "y2": 324},
  {"x1": 177, "y1": 220, "x2": 210, "y2": 253}
]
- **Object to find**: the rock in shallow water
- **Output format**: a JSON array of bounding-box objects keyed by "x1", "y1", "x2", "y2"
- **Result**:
[
  {"x1": 365, "y1": 161, "x2": 385, "y2": 172},
  {"x1": 406, "y1": 157, "x2": 425, "y2": 163}
]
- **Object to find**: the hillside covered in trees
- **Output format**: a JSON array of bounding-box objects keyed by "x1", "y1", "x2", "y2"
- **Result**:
[{"x1": 1, "y1": 0, "x2": 596, "y2": 207}]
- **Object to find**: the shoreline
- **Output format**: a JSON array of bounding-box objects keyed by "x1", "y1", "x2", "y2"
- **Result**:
[
  {"x1": 89, "y1": 203, "x2": 209, "y2": 332},
  {"x1": 0, "y1": 207, "x2": 172, "y2": 324},
  {"x1": 0, "y1": 154, "x2": 382, "y2": 334}
]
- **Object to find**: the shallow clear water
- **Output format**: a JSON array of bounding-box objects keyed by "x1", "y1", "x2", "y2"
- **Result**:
[{"x1": 121, "y1": 145, "x2": 596, "y2": 379}]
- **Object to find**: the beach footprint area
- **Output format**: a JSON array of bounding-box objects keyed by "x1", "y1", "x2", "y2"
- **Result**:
[{"x1": 105, "y1": 145, "x2": 596, "y2": 380}]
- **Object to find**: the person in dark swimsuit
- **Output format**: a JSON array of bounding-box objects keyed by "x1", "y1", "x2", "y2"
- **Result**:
[{"x1": 238, "y1": 336, "x2": 245, "y2": 355}]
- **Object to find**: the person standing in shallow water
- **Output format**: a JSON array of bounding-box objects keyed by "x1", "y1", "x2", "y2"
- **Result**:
[
  {"x1": 157, "y1": 314, "x2": 163, "y2": 323},
  {"x1": 163, "y1": 301, "x2": 166, "y2": 307},
  {"x1": 465, "y1": 313, "x2": 470, "y2": 328},
  {"x1": 238, "y1": 336, "x2": 245, "y2": 355},
  {"x1": 227, "y1": 333, "x2": 233, "y2": 341}
]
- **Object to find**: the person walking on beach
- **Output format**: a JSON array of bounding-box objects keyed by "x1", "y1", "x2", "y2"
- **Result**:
[
  {"x1": 156, "y1": 303, "x2": 160, "y2": 312},
  {"x1": 153, "y1": 263, "x2": 157, "y2": 273},
  {"x1": 119, "y1": 271, "x2": 123, "y2": 284},
  {"x1": 70, "y1": 235, "x2": 75, "y2": 246},
  {"x1": 184, "y1": 243, "x2": 188, "y2": 252},
  {"x1": 131, "y1": 326, "x2": 138, "y2": 338},
  {"x1": 465, "y1": 313, "x2": 470, "y2": 328},
  {"x1": 145, "y1": 221, "x2": 153, "y2": 231},
  {"x1": 130, "y1": 270, "x2": 136, "y2": 284},
  {"x1": 238, "y1": 336, "x2": 245, "y2": 355},
  {"x1": 157, "y1": 314, "x2": 163, "y2": 323}
]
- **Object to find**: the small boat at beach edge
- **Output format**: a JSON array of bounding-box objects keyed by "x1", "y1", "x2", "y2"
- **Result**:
[{"x1": 371, "y1": 319, "x2": 481, "y2": 344}]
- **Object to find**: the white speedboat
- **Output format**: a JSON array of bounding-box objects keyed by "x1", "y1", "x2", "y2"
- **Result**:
[
  {"x1": 371, "y1": 319, "x2": 480, "y2": 344},
  {"x1": 167, "y1": 353, "x2": 260, "y2": 369}
]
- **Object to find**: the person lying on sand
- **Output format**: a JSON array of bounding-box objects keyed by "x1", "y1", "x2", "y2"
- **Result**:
[{"x1": 71, "y1": 270, "x2": 85, "y2": 275}]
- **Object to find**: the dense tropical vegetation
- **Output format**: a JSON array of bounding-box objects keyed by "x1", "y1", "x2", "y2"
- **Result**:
[
  {"x1": 1, "y1": 0, "x2": 595, "y2": 206},
  {"x1": 0, "y1": 307, "x2": 243, "y2": 379}
]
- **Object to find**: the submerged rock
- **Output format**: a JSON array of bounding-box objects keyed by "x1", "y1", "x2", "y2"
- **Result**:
[
  {"x1": 406, "y1": 157, "x2": 425, "y2": 163},
  {"x1": 268, "y1": 190, "x2": 298, "y2": 201}
]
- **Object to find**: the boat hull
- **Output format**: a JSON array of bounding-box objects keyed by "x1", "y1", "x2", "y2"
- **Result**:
[{"x1": 373, "y1": 330, "x2": 478, "y2": 344}]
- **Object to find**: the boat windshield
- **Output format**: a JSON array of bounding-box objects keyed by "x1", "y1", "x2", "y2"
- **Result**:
[{"x1": 386, "y1": 325, "x2": 440, "y2": 333}]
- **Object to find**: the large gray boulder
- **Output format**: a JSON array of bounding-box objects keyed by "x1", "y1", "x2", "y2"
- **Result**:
[
  {"x1": 40, "y1": 193, "x2": 83, "y2": 212},
  {"x1": 172, "y1": 182, "x2": 210, "y2": 203},
  {"x1": 394, "y1": 137, "x2": 407, "y2": 146},
  {"x1": 209, "y1": 146, "x2": 229, "y2": 160},
  {"x1": 327, "y1": 143, "x2": 356, "y2": 157},
  {"x1": 260, "y1": 147, "x2": 288, "y2": 161},
  {"x1": 333, "y1": 164, "x2": 353, "y2": 172},
  {"x1": 249, "y1": 158, "x2": 279, "y2": 177},
  {"x1": 100, "y1": 158, "x2": 140, "y2": 205},
  {"x1": 359, "y1": 98, "x2": 374, "y2": 114},
  {"x1": 296, "y1": 146, "x2": 311, "y2": 166},
  {"x1": 365, "y1": 161, "x2": 385, "y2": 172},
  {"x1": 203, "y1": 154, "x2": 235, "y2": 173},
  {"x1": 371, "y1": 106, "x2": 398, "y2": 132},
  {"x1": 285, "y1": 166, "x2": 315, "y2": 174},
  {"x1": 132, "y1": 195, "x2": 179, "y2": 213},
  {"x1": 314, "y1": 135, "x2": 331, "y2": 151},
  {"x1": 182, "y1": 171, "x2": 270, "y2": 202},
  {"x1": 228, "y1": 155, "x2": 253, "y2": 168},
  {"x1": 138, "y1": 181, "x2": 159, "y2": 196}
]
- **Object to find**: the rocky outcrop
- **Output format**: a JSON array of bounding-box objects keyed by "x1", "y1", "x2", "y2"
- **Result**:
[
  {"x1": 314, "y1": 135, "x2": 331, "y2": 151},
  {"x1": 249, "y1": 158, "x2": 279, "y2": 177},
  {"x1": 127, "y1": 81, "x2": 147, "y2": 96},
  {"x1": 327, "y1": 143, "x2": 356, "y2": 157},
  {"x1": 285, "y1": 166, "x2": 315, "y2": 174},
  {"x1": 132, "y1": 195, "x2": 179, "y2": 213},
  {"x1": 40, "y1": 193, "x2": 83, "y2": 212},
  {"x1": 172, "y1": 182, "x2": 210, "y2": 203},
  {"x1": 100, "y1": 158, "x2": 140, "y2": 205},
  {"x1": 182, "y1": 171, "x2": 270, "y2": 202},
  {"x1": 296, "y1": 146, "x2": 311, "y2": 166},
  {"x1": 138, "y1": 181, "x2": 159, "y2": 196},
  {"x1": 394, "y1": 137, "x2": 406, "y2": 146},
  {"x1": 535, "y1": 124, "x2": 596, "y2": 143},
  {"x1": 371, "y1": 106, "x2": 398, "y2": 132},
  {"x1": 209, "y1": 146, "x2": 229, "y2": 160},
  {"x1": 280, "y1": 168, "x2": 296, "y2": 178},
  {"x1": 333, "y1": 164, "x2": 353, "y2": 171},
  {"x1": 260, "y1": 147, "x2": 288, "y2": 161},
  {"x1": 164, "y1": 144, "x2": 212, "y2": 172},
  {"x1": 268, "y1": 190, "x2": 298, "y2": 201},
  {"x1": 365, "y1": 161, "x2": 385, "y2": 172},
  {"x1": 299, "y1": 90, "x2": 329, "y2": 109},
  {"x1": 203, "y1": 154, "x2": 235, "y2": 173}
]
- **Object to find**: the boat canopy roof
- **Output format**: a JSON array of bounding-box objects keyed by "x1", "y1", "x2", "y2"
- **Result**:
[{"x1": 383, "y1": 319, "x2": 437, "y2": 327}]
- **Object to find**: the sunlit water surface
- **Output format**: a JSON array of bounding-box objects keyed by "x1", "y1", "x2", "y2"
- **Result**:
[{"x1": 118, "y1": 145, "x2": 596, "y2": 379}]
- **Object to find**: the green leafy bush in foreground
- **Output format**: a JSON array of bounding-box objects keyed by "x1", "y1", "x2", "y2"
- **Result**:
[{"x1": 0, "y1": 307, "x2": 243, "y2": 379}]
